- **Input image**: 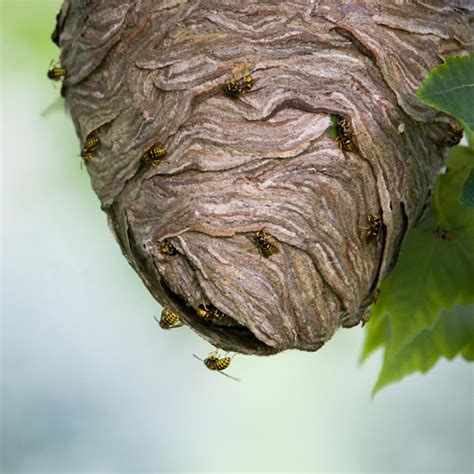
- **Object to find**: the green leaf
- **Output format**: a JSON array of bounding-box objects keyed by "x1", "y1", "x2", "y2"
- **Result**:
[
  {"x1": 417, "y1": 53, "x2": 474, "y2": 132},
  {"x1": 461, "y1": 168, "x2": 474, "y2": 208},
  {"x1": 461, "y1": 340, "x2": 474, "y2": 360},
  {"x1": 362, "y1": 147, "x2": 474, "y2": 392},
  {"x1": 372, "y1": 305, "x2": 474, "y2": 393},
  {"x1": 381, "y1": 147, "x2": 473, "y2": 352}
]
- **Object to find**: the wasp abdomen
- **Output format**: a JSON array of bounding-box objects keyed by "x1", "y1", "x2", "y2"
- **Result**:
[
  {"x1": 142, "y1": 145, "x2": 167, "y2": 165},
  {"x1": 204, "y1": 355, "x2": 231, "y2": 371},
  {"x1": 157, "y1": 307, "x2": 182, "y2": 329},
  {"x1": 47, "y1": 66, "x2": 66, "y2": 81},
  {"x1": 196, "y1": 304, "x2": 225, "y2": 321},
  {"x1": 214, "y1": 357, "x2": 231, "y2": 371}
]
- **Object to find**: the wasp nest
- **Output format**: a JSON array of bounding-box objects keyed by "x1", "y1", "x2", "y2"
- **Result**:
[{"x1": 55, "y1": 1, "x2": 471, "y2": 355}]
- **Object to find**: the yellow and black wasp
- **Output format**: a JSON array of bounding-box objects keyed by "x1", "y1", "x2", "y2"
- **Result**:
[
  {"x1": 334, "y1": 115, "x2": 355, "y2": 152},
  {"x1": 80, "y1": 134, "x2": 100, "y2": 162},
  {"x1": 47, "y1": 60, "x2": 66, "y2": 81},
  {"x1": 141, "y1": 145, "x2": 167, "y2": 166},
  {"x1": 155, "y1": 307, "x2": 183, "y2": 330},
  {"x1": 254, "y1": 230, "x2": 279, "y2": 258},
  {"x1": 223, "y1": 66, "x2": 256, "y2": 99},
  {"x1": 160, "y1": 239, "x2": 177, "y2": 256},
  {"x1": 363, "y1": 214, "x2": 383, "y2": 240},
  {"x1": 193, "y1": 350, "x2": 240, "y2": 381},
  {"x1": 196, "y1": 304, "x2": 225, "y2": 321}
]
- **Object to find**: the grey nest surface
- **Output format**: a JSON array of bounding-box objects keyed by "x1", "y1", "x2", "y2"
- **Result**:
[{"x1": 56, "y1": 0, "x2": 471, "y2": 355}]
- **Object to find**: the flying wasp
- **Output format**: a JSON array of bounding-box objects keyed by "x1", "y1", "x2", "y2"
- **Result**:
[
  {"x1": 141, "y1": 145, "x2": 167, "y2": 166},
  {"x1": 334, "y1": 115, "x2": 355, "y2": 152},
  {"x1": 223, "y1": 65, "x2": 256, "y2": 99},
  {"x1": 432, "y1": 226, "x2": 457, "y2": 241},
  {"x1": 254, "y1": 230, "x2": 279, "y2": 258},
  {"x1": 196, "y1": 304, "x2": 225, "y2": 321},
  {"x1": 193, "y1": 350, "x2": 240, "y2": 381},
  {"x1": 160, "y1": 239, "x2": 177, "y2": 256},
  {"x1": 154, "y1": 307, "x2": 183, "y2": 330},
  {"x1": 363, "y1": 214, "x2": 383, "y2": 240},
  {"x1": 47, "y1": 60, "x2": 66, "y2": 81},
  {"x1": 80, "y1": 134, "x2": 100, "y2": 162}
]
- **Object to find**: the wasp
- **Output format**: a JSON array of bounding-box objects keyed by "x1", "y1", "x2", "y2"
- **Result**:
[
  {"x1": 445, "y1": 127, "x2": 463, "y2": 147},
  {"x1": 254, "y1": 230, "x2": 279, "y2": 258},
  {"x1": 193, "y1": 350, "x2": 240, "y2": 381},
  {"x1": 141, "y1": 145, "x2": 167, "y2": 165},
  {"x1": 160, "y1": 239, "x2": 177, "y2": 256},
  {"x1": 47, "y1": 61, "x2": 66, "y2": 81},
  {"x1": 154, "y1": 307, "x2": 183, "y2": 330},
  {"x1": 363, "y1": 214, "x2": 383, "y2": 240},
  {"x1": 80, "y1": 134, "x2": 100, "y2": 162},
  {"x1": 334, "y1": 116, "x2": 355, "y2": 152},
  {"x1": 433, "y1": 226, "x2": 456, "y2": 241},
  {"x1": 196, "y1": 304, "x2": 225, "y2": 321},
  {"x1": 223, "y1": 66, "x2": 256, "y2": 99}
]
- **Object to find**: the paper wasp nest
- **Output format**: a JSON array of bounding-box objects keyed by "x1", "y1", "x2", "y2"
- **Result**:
[{"x1": 56, "y1": 1, "x2": 472, "y2": 355}]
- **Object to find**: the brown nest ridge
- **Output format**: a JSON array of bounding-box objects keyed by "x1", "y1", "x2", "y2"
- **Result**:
[{"x1": 56, "y1": 1, "x2": 471, "y2": 355}]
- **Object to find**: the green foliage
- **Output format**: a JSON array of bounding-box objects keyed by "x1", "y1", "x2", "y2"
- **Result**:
[
  {"x1": 416, "y1": 53, "x2": 474, "y2": 207},
  {"x1": 362, "y1": 147, "x2": 474, "y2": 394},
  {"x1": 461, "y1": 168, "x2": 474, "y2": 208},
  {"x1": 368, "y1": 305, "x2": 473, "y2": 392},
  {"x1": 417, "y1": 53, "x2": 474, "y2": 133},
  {"x1": 1, "y1": 1, "x2": 63, "y2": 69}
]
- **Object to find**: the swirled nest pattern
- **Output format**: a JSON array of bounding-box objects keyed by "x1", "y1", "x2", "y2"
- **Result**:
[{"x1": 56, "y1": 0, "x2": 472, "y2": 355}]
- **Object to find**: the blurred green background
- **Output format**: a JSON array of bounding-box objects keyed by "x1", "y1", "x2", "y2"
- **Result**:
[{"x1": 1, "y1": 2, "x2": 473, "y2": 472}]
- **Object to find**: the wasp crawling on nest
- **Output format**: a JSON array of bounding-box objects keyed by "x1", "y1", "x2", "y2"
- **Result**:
[
  {"x1": 80, "y1": 134, "x2": 100, "y2": 163},
  {"x1": 253, "y1": 230, "x2": 279, "y2": 258},
  {"x1": 155, "y1": 306, "x2": 183, "y2": 330},
  {"x1": 223, "y1": 65, "x2": 256, "y2": 99},
  {"x1": 160, "y1": 238, "x2": 177, "y2": 256},
  {"x1": 196, "y1": 304, "x2": 225, "y2": 321},
  {"x1": 47, "y1": 60, "x2": 66, "y2": 81},
  {"x1": 363, "y1": 214, "x2": 383, "y2": 241},
  {"x1": 193, "y1": 350, "x2": 240, "y2": 381},
  {"x1": 141, "y1": 144, "x2": 167, "y2": 166},
  {"x1": 333, "y1": 115, "x2": 356, "y2": 152}
]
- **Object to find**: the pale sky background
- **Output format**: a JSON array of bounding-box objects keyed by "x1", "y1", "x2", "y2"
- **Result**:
[{"x1": 1, "y1": 2, "x2": 473, "y2": 473}]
